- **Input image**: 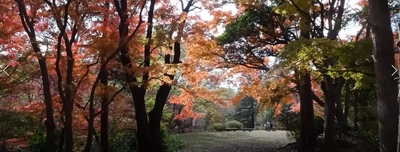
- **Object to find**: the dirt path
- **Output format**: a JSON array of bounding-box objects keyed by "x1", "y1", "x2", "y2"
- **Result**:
[{"x1": 176, "y1": 130, "x2": 292, "y2": 152}]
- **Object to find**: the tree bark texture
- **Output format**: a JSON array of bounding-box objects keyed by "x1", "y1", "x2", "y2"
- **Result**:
[
  {"x1": 298, "y1": 72, "x2": 315, "y2": 152},
  {"x1": 369, "y1": 0, "x2": 399, "y2": 151},
  {"x1": 15, "y1": 1, "x2": 57, "y2": 151}
]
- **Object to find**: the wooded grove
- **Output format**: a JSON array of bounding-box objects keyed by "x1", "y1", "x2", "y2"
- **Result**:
[{"x1": 0, "y1": 0, "x2": 399, "y2": 152}]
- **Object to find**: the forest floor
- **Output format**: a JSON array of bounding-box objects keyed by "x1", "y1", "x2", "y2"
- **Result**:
[{"x1": 176, "y1": 130, "x2": 293, "y2": 152}]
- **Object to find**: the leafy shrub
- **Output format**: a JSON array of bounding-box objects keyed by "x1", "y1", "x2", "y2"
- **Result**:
[
  {"x1": 108, "y1": 126, "x2": 183, "y2": 152},
  {"x1": 161, "y1": 126, "x2": 184, "y2": 152},
  {"x1": 313, "y1": 116, "x2": 325, "y2": 138},
  {"x1": 0, "y1": 110, "x2": 37, "y2": 141},
  {"x1": 26, "y1": 126, "x2": 46, "y2": 152},
  {"x1": 275, "y1": 104, "x2": 324, "y2": 141},
  {"x1": 254, "y1": 126, "x2": 263, "y2": 130},
  {"x1": 211, "y1": 123, "x2": 226, "y2": 131},
  {"x1": 225, "y1": 120, "x2": 243, "y2": 129},
  {"x1": 109, "y1": 130, "x2": 138, "y2": 152},
  {"x1": 26, "y1": 126, "x2": 63, "y2": 152},
  {"x1": 352, "y1": 106, "x2": 379, "y2": 149}
]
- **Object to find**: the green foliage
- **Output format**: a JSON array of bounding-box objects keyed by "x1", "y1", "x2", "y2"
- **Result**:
[
  {"x1": 275, "y1": 104, "x2": 298, "y2": 130},
  {"x1": 216, "y1": 4, "x2": 295, "y2": 66},
  {"x1": 233, "y1": 96, "x2": 257, "y2": 128},
  {"x1": 108, "y1": 126, "x2": 184, "y2": 152},
  {"x1": 279, "y1": 38, "x2": 374, "y2": 87},
  {"x1": 218, "y1": 5, "x2": 294, "y2": 45},
  {"x1": 225, "y1": 120, "x2": 243, "y2": 129},
  {"x1": 211, "y1": 123, "x2": 226, "y2": 131},
  {"x1": 0, "y1": 110, "x2": 37, "y2": 141},
  {"x1": 109, "y1": 130, "x2": 138, "y2": 152},
  {"x1": 26, "y1": 126, "x2": 62, "y2": 152},
  {"x1": 24, "y1": 126, "x2": 183, "y2": 152},
  {"x1": 161, "y1": 126, "x2": 185, "y2": 152},
  {"x1": 283, "y1": 115, "x2": 324, "y2": 141},
  {"x1": 26, "y1": 126, "x2": 46, "y2": 152},
  {"x1": 354, "y1": 106, "x2": 379, "y2": 148},
  {"x1": 313, "y1": 116, "x2": 325, "y2": 138},
  {"x1": 275, "y1": 104, "x2": 324, "y2": 141}
]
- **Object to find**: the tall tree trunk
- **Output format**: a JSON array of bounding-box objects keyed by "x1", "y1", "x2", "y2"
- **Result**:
[
  {"x1": 334, "y1": 80, "x2": 347, "y2": 133},
  {"x1": 131, "y1": 89, "x2": 152, "y2": 152},
  {"x1": 49, "y1": 1, "x2": 76, "y2": 150},
  {"x1": 141, "y1": 0, "x2": 162, "y2": 151},
  {"x1": 298, "y1": 72, "x2": 315, "y2": 152},
  {"x1": 101, "y1": 1, "x2": 110, "y2": 151},
  {"x1": 369, "y1": 0, "x2": 399, "y2": 151},
  {"x1": 149, "y1": 85, "x2": 172, "y2": 152},
  {"x1": 58, "y1": 127, "x2": 65, "y2": 152},
  {"x1": 146, "y1": 0, "x2": 196, "y2": 151},
  {"x1": 321, "y1": 86, "x2": 338, "y2": 152},
  {"x1": 15, "y1": 1, "x2": 56, "y2": 151},
  {"x1": 353, "y1": 90, "x2": 359, "y2": 131},
  {"x1": 100, "y1": 63, "x2": 109, "y2": 152},
  {"x1": 320, "y1": 77, "x2": 344, "y2": 152},
  {"x1": 114, "y1": 0, "x2": 152, "y2": 151},
  {"x1": 297, "y1": 11, "x2": 315, "y2": 151},
  {"x1": 64, "y1": 38, "x2": 75, "y2": 152},
  {"x1": 84, "y1": 90, "x2": 96, "y2": 152},
  {"x1": 343, "y1": 80, "x2": 350, "y2": 124},
  {"x1": 250, "y1": 100, "x2": 255, "y2": 128},
  {"x1": 321, "y1": 0, "x2": 345, "y2": 151}
]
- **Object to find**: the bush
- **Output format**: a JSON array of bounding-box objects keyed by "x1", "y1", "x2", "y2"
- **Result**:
[
  {"x1": 225, "y1": 120, "x2": 243, "y2": 129},
  {"x1": 161, "y1": 125, "x2": 184, "y2": 152},
  {"x1": 0, "y1": 110, "x2": 37, "y2": 141},
  {"x1": 211, "y1": 123, "x2": 226, "y2": 131},
  {"x1": 25, "y1": 126, "x2": 64, "y2": 152},
  {"x1": 313, "y1": 116, "x2": 324, "y2": 138},
  {"x1": 26, "y1": 126, "x2": 46, "y2": 152},
  {"x1": 109, "y1": 130, "x2": 138, "y2": 152},
  {"x1": 280, "y1": 115, "x2": 324, "y2": 141},
  {"x1": 108, "y1": 127, "x2": 184, "y2": 152},
  {"x1": 24, "y1": 126, "x2": 183, "y2": 152}
]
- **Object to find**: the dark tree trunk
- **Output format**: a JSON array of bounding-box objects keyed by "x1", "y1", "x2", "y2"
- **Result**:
[
  {"x1": 322, "y1": 0, "x2": 346, "y2": 151},
  {"x1": 298, "y1": 72, "x2": 315, "y2": 152},
  {"x1": 142, "y1": 0, "x2": 162, "y2": 151},
  {"x1": 250, "y1": 101, "x2": 255, "y2": 128},
  {"x1": 100, "y1": 65, "x2": 109, "y2": 152},
  {"x1": 84, "y1": 98, "x2": 95, "y2": 152},
  {"x1": 320, "y1": 77, "x2": 344, "y2": 152},
  {"x1": 353, "y1": 90, "x2": 359, "y2": 131},
  {"x1": 15, "y1": 1, "x2": 56, "y2": 151},
  {"x1": 39, "y1": 47, "x2": 57, "y2": 152},
  {"x1": 343, "y1": 80, "x2": 350, "y2": 123},
  {"x1": 114, "y1": 0, "x2": 152, "y2": 151},
  {"x1": 101, "y1": 1, "x2": 110, "y2": 151},
  {"x1": 146, "y1": 0, "x2": 196, "y2": 151},
  {"x1": 334, "y1": 79, "x2": 347, "y2": 133},
  {"x1": 322, "y1": 88, "x2": 337, "y2": 152},
  {"x1": 149, "y1": 85, "x2": 173, "y2": 152},
  {"x1": 297, "y1": 12, "x2": 315, "y2": 152},
  {"x1": 58, "y1": 128, "x2": 65, "y2": 152},
  {"x1": 64, "y1": 36, "x2": 75, "y2": 152},
  {"x1": 168, "y1": 104, "x2": 183, "y2": 131},
  {"x1": 369, "y1": 0, "x2": 399, "y2": 151},
  {"x1": 131, "y1": 90, "x2": 152, "y2": 152}
]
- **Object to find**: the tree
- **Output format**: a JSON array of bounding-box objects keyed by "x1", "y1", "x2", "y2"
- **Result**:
[
  {"x1": 114, "y1": 0, "x2": 205, "y2": 151},
  {"x1": 15, "y1": 1, "x2": 57, "y2": 151},
  {"x1": 368, "y1": 0, "x2": 399, "y2": 151},
  {"x1": 234, "y1": 96, "x2": 257, "y2": 128}
]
